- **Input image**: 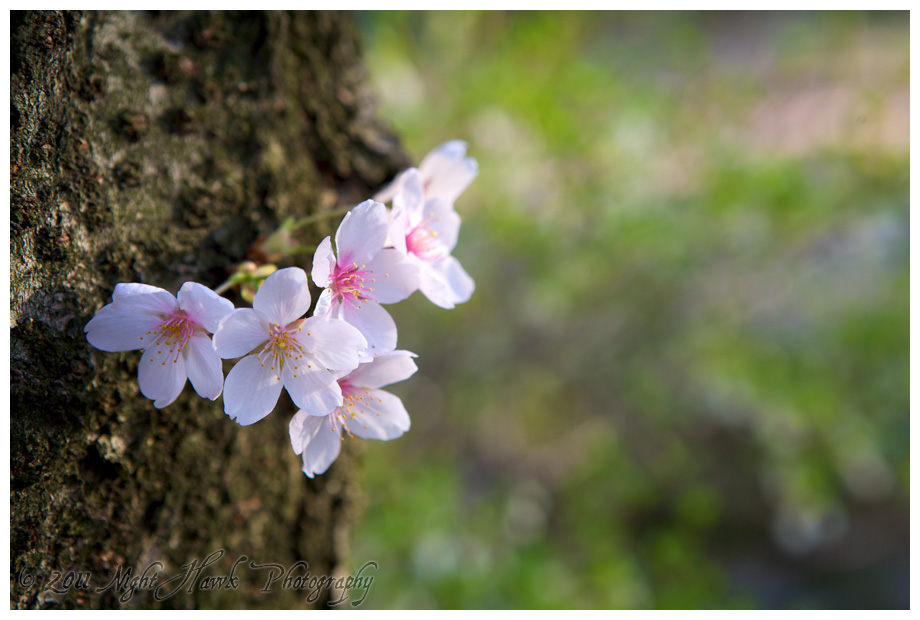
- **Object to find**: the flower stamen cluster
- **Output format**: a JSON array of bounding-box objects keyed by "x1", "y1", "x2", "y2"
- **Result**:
[
  {"x1": 406, "y1": 221, "x2": 445, "y2": 262},
  {"x1": 258, "y1": 322, "x2": 309, "y2": 377},
  {"x1": 143, "y1": 312, "x2": 198, "y2": 366},
  {"x1": 333, "y1": 380, "x2": 387, "y2": 437},
  {"x1": 331, "y1": 262, "x2": 375, "y2": 308}
]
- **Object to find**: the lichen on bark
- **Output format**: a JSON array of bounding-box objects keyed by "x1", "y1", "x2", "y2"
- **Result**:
[{"x1": 11, "y1": 10, "x2": 408, "y2": 609}]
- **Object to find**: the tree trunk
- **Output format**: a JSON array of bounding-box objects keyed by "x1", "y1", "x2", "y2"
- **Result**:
[{"x1": 11, "y1": 10, "x2": 406, "y2": 609}]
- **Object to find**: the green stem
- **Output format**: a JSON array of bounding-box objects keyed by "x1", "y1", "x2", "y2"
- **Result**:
[
  {"x1": 285, "y1": 245, "x2": 317, "y2": 255},
  {"x1": 213, "y1": 280, "x2": 234, "y2": 295},
  {"x1": 289, "y1": 206, "x2": 353, "y2": 231}
]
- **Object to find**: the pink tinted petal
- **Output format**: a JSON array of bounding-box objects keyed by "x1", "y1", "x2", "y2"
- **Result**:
[
  {"x1": 252, "y1": 267, "x2": 311, "y2": 326},
  {"x1": 423, "y1": 198, "x2": 462, "y2": 254},
  {"x1": 301, "y1": 315, "x2": 368, "y2": 371},
  {"x1": 311, "y1": 236, "x2": 336, "y2": 288},
  {"x1": 419, "y1": 140, "x2": 478, "y2": 204},
  {"x1": 419, "y1": 255, "x2": 475, "y2": 309},
  {"x1": 138, "y1": 349, "x2": 188, "y2": 409},
  {"x1": 85, "y1": 304, "x2": 162, "y2": 352},
  {"x1": 347, "y1": 350, "x2": 418, "y2": 390},
  {"x1": 340, "y1": 302, "x2": 396, "y2": 359},
  {"x1": 283, "y1": 362, "x2": 342, "y2": 417},
  {"x1": 112, "y1": 283, "x2": 179, "y2": 317},
  {"x1": 223, "y1": 354, "x2": 283, "y2": 425},
  {"x1": 298, "y1": 416, "x2": 342, "y2": 478},
  {"x1": 347, "y1": 389, "x2": 411, "y2": 441},
  {"x1": 184, "y1": 333, "x2": 224, "y2": 400},
  {"x1": 364, "y1": 249, "x2": 420, "y2": 304},
  {"x1": 213, "y1": 309, "x2": 267, "y2": 359},
  {"x1": 177, "y1": 282, "x2": 234, "y2": 333},
  {"x1": 334, "y1": 200, "x2": 389, "y2": 266}
]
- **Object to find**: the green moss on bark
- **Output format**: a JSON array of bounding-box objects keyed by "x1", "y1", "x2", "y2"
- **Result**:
[{"x1": 11, "y1": 10, "x2": 407, "y2": 609}]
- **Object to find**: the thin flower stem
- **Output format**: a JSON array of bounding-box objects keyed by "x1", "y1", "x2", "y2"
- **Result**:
[
  {"x1": 289, "y1": 206, "x2": 352, "y2": 231},
  {"x1": 213, "y1": 208, "x2": 337, "y2": 294},
  {"x1": 214, "y1": 280, "x2": 234, "y2": 295},
  {"x1": 285, "y1": 245, "x2": 317, "y2": 255}
]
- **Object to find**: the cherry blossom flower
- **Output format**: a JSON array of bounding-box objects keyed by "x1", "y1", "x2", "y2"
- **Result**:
[
  {"x1": 388, "y1": 168, "x2": 475, "y2": 309},
  {"x1": 375, "y1": 139, "x2": 478, "y2": 205},
  {"x1": 312, "y1": 199, "x2": 418, "y2": 357},
  {"x1": 289, "y1": 350, "x2": 417, "y2": 477},
  {"x1": 213, "y1": 267, "x2": 367, "y2": 425},
  {"x1": 85, "y1": 281, "x2": 234, "y2": 408}
]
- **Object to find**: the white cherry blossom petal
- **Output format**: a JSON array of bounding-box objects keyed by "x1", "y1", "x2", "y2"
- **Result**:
[
  {"x1": 442, "y1": 255, "x2": 476, "y2": 303},
  {"x1": 84, "y1": 304, "x2": 162, "y2": 352},
  {"x1": 252, "y1": 267, "x2": 311, "y2": 326},
  {"x1": 392, "y1": 168, "x2": 425, "y2": 225},
  {"x1": 138, "y1": 348, "x2": 188, "y2": 409},
  {"x1": 363, "y1": 249, "x2": 420, "y2": 304},
  {"x1": 388, "y1": 199, "x2": 410, "y2": 255},
  {"x1": 112, "y1": 283, "x2": 179, "y2": 317},
  {"x1": 112, "y1": 282, "x2": 166, "y2": 298},
  {"x1": 283, "y1": 362, "x2": 342, "y2": 417},
  {"x1": 418, "y1": 139, "x2": 468, "y2": 175},
  {"x1": 296, "y1": 414, "x2": 343, "y2": 478},
  {"x1": 419, "y1": 140, "x2": 478, "y2": 204},
  {"x1": 184, "y1": 333, "x2": 224, "y2": 400},
  {"x1": 300, "y1": 315, "x2": 368, "y2": 371},
  {"x1": 423, "y1": 198, "x2": 462, "y2": 254},
  {"x1": 311, "y1": 236, "x2": 336, "y2": 288},
  {"x1": 177, "y1": 282, "x2": 234, "y2": 333},
  {"x1": 418, "y1": 255, "x2": 475, "y2": 309},
  {"x1": 346, "y1": 389, "x2": 411, "y2": 441},
  {"x1": 334, "y1": 199, "x2": 389, "y2": 266},
  {"x1": 347, "y1": 350, "x2": 418, "y2": 390},
  {"x1": 313, "y1": 288, "x2": 334, "y2": 318},
  {"x1": 339, "y1": 302, "x2": 397, "y2": 359},
  {"x1": 213, "y1": 309, "x2": 268, "y2": 359},
  {"x1": 372, "y1": 168, "x2": 408, "y2": 204},
  {"x1": 223, "y1": 354, "x2": 283, "y2": 425},
  {"x1": 289, "y1": 408, "x2": 323, "y2": 455}
]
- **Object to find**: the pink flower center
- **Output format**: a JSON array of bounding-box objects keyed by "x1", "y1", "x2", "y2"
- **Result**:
[
  {"x1": 327, "y1": 380, "x2": 377, "y2": 440},
  {"x1": 256, "y1": 321, "x2": 311, "y2": 380},
  {"x1": 141, "y1": 310, "x2": 198, "y2": 366},
  {"x1": 330, "y1": 261, "x2": 375, "y2": 308},
  {"x1": 406, "y1": 221, "x2": 445, "y2": 262}
]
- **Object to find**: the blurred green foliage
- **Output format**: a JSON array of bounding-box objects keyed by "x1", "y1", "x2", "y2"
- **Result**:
[{"x1": 351, "y1": 11, "x2": 908, "y2": 609}]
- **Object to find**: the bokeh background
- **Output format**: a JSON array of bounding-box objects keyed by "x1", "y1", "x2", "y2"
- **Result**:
[{"x1": 350, "y1": 11, "x2": 908, "y2": 609}]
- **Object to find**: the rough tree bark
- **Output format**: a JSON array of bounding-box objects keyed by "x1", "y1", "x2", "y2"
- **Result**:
[{"x1": 11, "y1": 10, "x2": 407, "y2": 609}]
